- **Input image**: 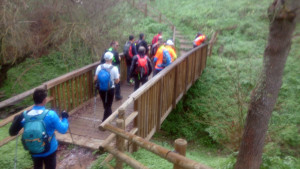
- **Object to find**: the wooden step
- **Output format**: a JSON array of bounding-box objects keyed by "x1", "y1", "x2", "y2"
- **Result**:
[{"x1": 56, "y1": 132, "x2": 103, "y2": 150}]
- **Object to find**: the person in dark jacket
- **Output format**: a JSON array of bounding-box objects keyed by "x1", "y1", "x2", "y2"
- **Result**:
[
  {"x1": 101, "y1": 41, "x2": 123, "y2": 100},
  {"x1": 9, "y1": 88, "x2": 69, "y2": 169},
  {"x1": 136, "y1": 33, "x2": 149, "y2": 56},
  {"x1": 130, "y1": 46, "x2": 152, "y2": 91},
  {"x1": 124, "y1": 35, "x2": 137, "y2": 85}
]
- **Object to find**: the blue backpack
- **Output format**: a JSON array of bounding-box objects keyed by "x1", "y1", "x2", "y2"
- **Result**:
[
  {"x1": 98, "y1": 65, "x2": 114, "y2": 91},
  {"x1": 22, "y1": 110, "x2": 51, "y2": 154},
  {"x1": 161, "y1": 49, "x2": 172, "y2": 68}
]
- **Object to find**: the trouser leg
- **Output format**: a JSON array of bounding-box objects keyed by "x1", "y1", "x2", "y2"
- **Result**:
[
  {"x1": 141, "y1": 77, "x2": 148, "y2": 85},
  {"x1": 44, "y1": 151, "x2": 57, "y2": 169},
  {"x1": 101, "y1": 89, "x2": 114, "y2": 122},
  {"x1": 127, "y1": 63, "x2": 131, "y2": 83},
  {"x1": 32, "y1": 156, "x2": 43, "y2": 169},
  {"x1": 134, "y1": 76, "x2": 140, "y2": 91}
]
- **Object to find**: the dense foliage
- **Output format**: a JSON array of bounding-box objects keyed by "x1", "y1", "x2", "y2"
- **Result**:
[{"x1": 150, "y1": 0, "x2": 300, "y2": 168}]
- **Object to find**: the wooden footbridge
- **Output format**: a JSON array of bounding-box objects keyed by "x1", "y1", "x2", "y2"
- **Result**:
[{"x1": 0, "y1": 1, "x2": 212, "y2": 168}]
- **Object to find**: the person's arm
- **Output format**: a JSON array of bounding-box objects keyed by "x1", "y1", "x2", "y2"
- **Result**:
[
  {"x1": 9, "y1": 113, "x2": 24, "y2": 136},
  {"x1": 51, "y1": 111, "x2": 69, "y2": 134},
  {"x1": 147, "y1": 58, "x2": 152, "y2": 75},
  {"x1": 115, "y1": 51, "x2": 120, "y2": 65},
  {"x1": 132, "y1": 44, "x2": 137, "y2": 56},
  {"x1": 94, "y1": 66, "x2": 101, "y2": 82},
  {"x1": 171, "y1": 49, "x2": 177, "y2": 60},
  {"x1": 112, "y1": 67, "x2": 120, "y2": 84},
  {"x1": 129, "y1": 56, "x2": 137, "y2": 77},
  {"x1": 144, "y1": 41, "x2": 149, "y2": 55}
]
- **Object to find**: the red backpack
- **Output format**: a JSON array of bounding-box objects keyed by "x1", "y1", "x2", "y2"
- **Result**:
[{"x1": 136, "y1": 55, "x2": 148, "y2": 78}]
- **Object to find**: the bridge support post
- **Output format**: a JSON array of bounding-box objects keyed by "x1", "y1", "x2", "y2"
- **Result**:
[
  {"x1": 132, "y1": 101, "x2": 139, "y2": 152},
  {"x1": 116, "y1": 118, "x2": 125, "y2": 169},
  {"x1": 173, "y1": 138, "x2": 187, "y2": 169}
]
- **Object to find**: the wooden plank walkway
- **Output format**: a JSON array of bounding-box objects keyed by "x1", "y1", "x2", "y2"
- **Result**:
[{"x1": 56, "y1": 83, "x2": 135, "y2": 150}]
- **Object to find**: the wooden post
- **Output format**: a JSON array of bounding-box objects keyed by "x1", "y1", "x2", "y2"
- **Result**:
[
  {"x1": 173, "y1": 138, "x2": 187, "y2": 169},
  {"x1": 50, "y1": 88, "x2": 56, "y2": 110},
  {"x1": 118, "y1": 108, "x2": 125, "y2": 120},
  {"x1": 184, "y1": 58, "x2": 189, "y2": 94},
  {"x1": 133, "y1": 0, "x2": 135, "y2": 7},
  {"x1": 156, "y1": 79, "x2": 163, "y2": 130},
  {"x1": 104, "y1": 124, "x2": 212, "y2": 169},
  {"x1": 145, "y1": 3, "x2": 147, "y2": 17},
  {"x1": 132, "y1": 100, "x2": 139, "y2": 152},
  {"x1": 116, "y1": 119, "x2": 125, "y2": 169},
  {"x1": 159, "y1": 13, "x2": 162, "y2": 23},
  {"x1": 172, "y1": 67, "x2": 178, "y2": 109}
]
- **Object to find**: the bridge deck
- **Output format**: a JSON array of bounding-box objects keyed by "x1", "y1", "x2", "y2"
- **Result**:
[{"x1": 56, "y1": 83, "x2": 135, "y2": 150}]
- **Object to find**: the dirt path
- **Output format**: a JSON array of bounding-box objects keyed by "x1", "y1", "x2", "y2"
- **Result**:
[{"x1": 56, "y1": 144, "x2": 97, "y2": 169}]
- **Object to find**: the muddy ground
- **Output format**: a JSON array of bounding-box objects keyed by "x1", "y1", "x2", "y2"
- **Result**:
[{"x1": 56, "y1": 144, "x2": 98, "y2": 169}]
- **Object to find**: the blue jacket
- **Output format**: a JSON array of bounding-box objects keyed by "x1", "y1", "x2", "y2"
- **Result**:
[{"x1": 9, "y1": 105, "x2": 69, "y2": 157}]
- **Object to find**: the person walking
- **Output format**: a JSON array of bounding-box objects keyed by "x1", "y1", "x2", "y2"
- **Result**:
[
  {"x1": 95, "y1": 52, "x2": 120, "y2": 122},
  {"x1": 123, "y1": 35, "x2": 137, "y2": 85},
  {"x1": 136, "y1": 33, "x2": 149, "y2": 56},
  {"x1": 9, "y1": 88, "x2": 69, "y2": 169},
  {"x1": 153, "y1": 40, "x2": 170, "y2": 76},
  {"x1": 150, "y1": 31, "x2": 162, "y2": 58},
  {"x1": 130, "y1": 46, "x2": 152, "y2": 91},
  {"x1": 165, "y1": 40, "x2": 177, "y2": 62},
  {"x1": 193, "y1": 32, "x2": 206, "y2": 48},
  {"x1": 101, "y1": 41, "x2": 123, "y2": 100}
]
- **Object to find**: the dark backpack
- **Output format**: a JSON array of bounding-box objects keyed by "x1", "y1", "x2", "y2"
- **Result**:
[
  {"x1": 136, "y1": 55, "x2": 148, "y2": 78},
  {"x1": 22, "y1": 110, "x2": 51, "y2": 154},
  {"x1": 98, "y1": 65, "x2": 114, "y2": 91},
  {"x1": 162, "y1": 49, "x2": 172, "y2": 67},
  {"x1": 135, "y1": 40, "x2": 142, "y2": 50},
  {"x1": 123, "y1": 41, "x2": 133, "y2": 60}
]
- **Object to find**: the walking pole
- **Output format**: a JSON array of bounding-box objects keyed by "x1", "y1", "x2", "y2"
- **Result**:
[
  {"x1": 14, "y1": 135, "x2": 19, "y2": 169},
  {"x1": 63, "y1": 111, "x2": 83, "y2": 168}
]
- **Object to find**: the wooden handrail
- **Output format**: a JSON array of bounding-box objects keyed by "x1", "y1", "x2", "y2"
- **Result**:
[
  {"x1": 104, "y1": 123, "x2": 212, "y2": 169},
  {"x1": 130, "y1": 43, "x2": 208, "y2": 99}
]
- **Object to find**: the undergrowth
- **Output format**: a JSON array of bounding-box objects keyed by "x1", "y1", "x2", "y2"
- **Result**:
[{"x1": 151, "y1": 0, "x2": 300, "y2": 168}]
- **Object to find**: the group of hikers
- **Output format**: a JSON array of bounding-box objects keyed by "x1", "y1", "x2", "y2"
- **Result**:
[
  {"x1": 8, "y1": 31, "x2": 206, "y2": 169},
  {"x1": 94, "y1": 32, "x2": 187, "y2": 124}
]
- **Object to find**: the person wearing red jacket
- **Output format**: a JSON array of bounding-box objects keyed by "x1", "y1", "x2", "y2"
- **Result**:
[{"x1": 193, "y1": 32, "x2": 206, "y2": 48}]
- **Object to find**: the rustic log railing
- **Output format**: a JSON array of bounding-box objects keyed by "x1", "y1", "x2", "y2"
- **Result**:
[{"x1": 99, "y1": 44, "x2": 209, "y2": 168}]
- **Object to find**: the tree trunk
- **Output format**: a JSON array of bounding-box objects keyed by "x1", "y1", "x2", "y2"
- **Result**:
[{"x1": 235, "y1": 0, "x2": 298, "y2": 169}]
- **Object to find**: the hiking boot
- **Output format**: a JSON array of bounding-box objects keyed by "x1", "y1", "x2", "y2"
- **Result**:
[{"x1": 115, "y1": 96, "x2": 123, "y2": 101}]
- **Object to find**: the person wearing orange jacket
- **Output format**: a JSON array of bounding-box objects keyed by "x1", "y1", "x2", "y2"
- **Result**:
[
  {"x1": 165, "y1": 40, "x2": 177, "y2": 62},
  {"x1": 193, "y1": 32, "x2": 206, "y2": 48},
  {"x1": 153, "y1": 42, "x2": 165, "y2": 76}
]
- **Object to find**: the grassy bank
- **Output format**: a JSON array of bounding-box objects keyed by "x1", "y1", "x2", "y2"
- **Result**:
[{"x1": 150, "y1": 0, "x2": 300, "y2": 168}]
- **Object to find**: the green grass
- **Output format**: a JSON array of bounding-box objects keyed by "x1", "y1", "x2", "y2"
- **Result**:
[
  {"x1": 90, "y1": 140, "x2": 228, "y2": 169},
  {"x1": 150, "y1": 0, "x2": 300, "y2": 168},
  {"x1": 0, "y1": 124, "x2": 32, "y2": 169}
]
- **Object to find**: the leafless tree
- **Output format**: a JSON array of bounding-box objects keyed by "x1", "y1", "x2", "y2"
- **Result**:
[
  {"x1": 235, "y1": 0, "x2": 299, "y2": 168},
  {"x1": 0, "y1": 0, "x2": 120, "y2": 87}
]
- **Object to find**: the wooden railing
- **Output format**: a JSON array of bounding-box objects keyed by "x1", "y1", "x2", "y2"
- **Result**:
[
  {"x1": 100, "y1": 43, "x2": 208, "y2": 139},
  {"x1": 99, "y1": 44, "x2": 209, "y2": 168},
  {"x1": 0, "y1": 54, "x2": 128, "y2": 147}
]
